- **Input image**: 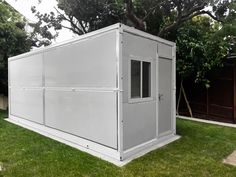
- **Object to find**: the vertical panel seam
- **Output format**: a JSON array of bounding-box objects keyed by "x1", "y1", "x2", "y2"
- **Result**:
[{"x1": 42, "y1": 52, "x2": 46, "y2": 125}]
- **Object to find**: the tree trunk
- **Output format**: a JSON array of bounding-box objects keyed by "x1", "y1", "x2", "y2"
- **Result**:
[
  {"x1": 176, "y1": 81, "x2": 182, "y2": 115},
  {"x1": 181, "y1": 80, "x2": 193, "y2": 117},
  {"x1": 177, "y1": 80, "x2": 193, "y2": 117}
]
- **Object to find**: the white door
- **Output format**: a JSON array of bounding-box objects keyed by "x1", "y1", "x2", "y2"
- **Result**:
[{"x1": 158, "y1": 57, "x2": 173, "y2": 137}]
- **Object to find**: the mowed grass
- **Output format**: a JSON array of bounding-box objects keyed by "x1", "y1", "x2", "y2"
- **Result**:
[{"x1": 1, "y1": 110, "x2": 236, "y2": 177}]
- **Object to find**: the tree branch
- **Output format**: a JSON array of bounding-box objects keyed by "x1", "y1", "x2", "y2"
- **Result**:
[
  {"x1": 158, "y1": 6, "x2": 222, "y2": 37},
  {"x1": 181, "y1": 4, "x2": 206, "y2": 19},
  {"x1": 54, "y1": 7, "x2": 84, "y2": 35},
  {"x1": 60, "y1": 24, "x2": 74, "y2": 31},
  {"x1": 200, "y1": 10, "x2": 223, "y2": 22},
  {"x1": 78, "y1": 21, "x2": 87, "y2": 34},
  {"x1": 68, "y1": 15, "x2": 85, "y2": 35},
  {"x1": 142, "y1": 4, "x2": 160, "y2": 21},
  {"x1": 124, "y1": 0, "x2": 146, "y2": 30}
]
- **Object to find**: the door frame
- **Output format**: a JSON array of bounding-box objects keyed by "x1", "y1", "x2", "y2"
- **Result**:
[{"x1": 156, "y1": 44, "x2": 176, "y2": 138}]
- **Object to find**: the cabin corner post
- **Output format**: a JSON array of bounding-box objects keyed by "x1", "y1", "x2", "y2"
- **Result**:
[
  {"x1": 8, "y1": 57, "x2": 11, "y2": 118},
  {"x1": 116, "y1": 25, "x2": 124, "y2": 160},
  {"x1": 42, "y1": 52, "x2": 46, "y2": 125},
  {"x1": 172, "y1": 44, "x2": 176, "y2": 134},
  {"x1": 155, "y1": 45, "x2": 159, "y2": 138},
  {"x1": 233, "y1": 61, "x2": 236, "y2": 123}
]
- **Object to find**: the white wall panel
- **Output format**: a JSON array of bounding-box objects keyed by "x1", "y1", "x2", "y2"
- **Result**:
[
  {"x1": 158, "y1": 43, "x2": 172, "y2": 59},
  {"x1": 123, "y1": 101, "x2": 156, "y2": 150},
  {"x1": 10, "y1": 88, "x2": 43, "y2": 124},
  {"x1": 45, "y1": 90, "x2": 117, "y2": 149},
  {"x1": 44, "y1": 31, "x2": 117, "y2": 88},
  {"x1": 123, "y1": 32, "x2": 157, "y2": 60},
  {"x1": 122, "y1": 32, "x2": 157, "y2": 103},
  {"x1": 122, "y1": 32, "x2": 157, "y2": 150},
  {"x1": 9, "y1": 54, "x2": 43, "y2": 87}
]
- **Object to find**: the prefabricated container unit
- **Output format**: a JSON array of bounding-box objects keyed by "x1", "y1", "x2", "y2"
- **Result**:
[{"x1": 8, "y1": 23, "x2": 178, "y2": 165}]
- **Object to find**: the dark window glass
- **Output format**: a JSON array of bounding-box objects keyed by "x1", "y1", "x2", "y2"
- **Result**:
[
  {"x1": 131, "y1": 60, "x2": 141, "y2": 98},
  {"x1": 142, "y1": 61, "x2": 151, "y2": 97}
]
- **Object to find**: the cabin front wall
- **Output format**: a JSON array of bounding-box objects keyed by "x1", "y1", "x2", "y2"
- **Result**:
[
  {"x1": 122, "y1": 32, "x2": 157, "y2": 150},
  {"x1": 158, "y1": 43, "x2": 175, "y2": 137},
  {"x1": 122, "y1": 31, "x2": 175, "y2": 152}
]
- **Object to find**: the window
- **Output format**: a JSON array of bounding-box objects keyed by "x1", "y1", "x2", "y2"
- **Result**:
[
  {"x1": 131, "y1": 60, "x2": 141, "y2": 98},
  {"x1": 142, "y1": 61, "x2": 151, "y2": 98},
  {"x1": 131, "y1": 60, "x2": 151, "y2": 99}
]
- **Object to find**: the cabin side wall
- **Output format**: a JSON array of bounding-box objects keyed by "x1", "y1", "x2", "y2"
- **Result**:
[{"x1": 9, "y1": 29, "x2": 119, "y2": 150}]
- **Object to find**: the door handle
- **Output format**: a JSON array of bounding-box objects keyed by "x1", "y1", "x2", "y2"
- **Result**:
[{"x1": 158, "y1": 94, "x2": 164, "y2": 101}]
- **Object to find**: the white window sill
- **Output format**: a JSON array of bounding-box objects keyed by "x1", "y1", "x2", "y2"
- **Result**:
[{"x1": 128, "y1": 97, "x2": 154, "y2": 104}]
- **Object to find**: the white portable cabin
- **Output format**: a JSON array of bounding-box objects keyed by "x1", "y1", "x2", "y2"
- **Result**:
[{"x1": 7, "y1": 23, "x2": 179, "y2": 166}]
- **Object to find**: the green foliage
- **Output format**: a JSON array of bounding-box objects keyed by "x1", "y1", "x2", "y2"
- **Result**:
[
  {"x1": 176, "y1": 0, "x2": 236, "y2": 87},
  {"x1": 31, "y1": 0, "x2": 125, "y2": 37},
  {"x1": 32, "y1": 0, "x2": 219, "y2": 37},
  {"x1": 0, "y1": 0, "x2": 31, "y2": 95},
  {"x1": 176, "y1": 16, "x2": 229, "y2": 87},
  {"x1": 124, "y1": 0, "x2": 221, "y2": 37},
  {"x1": 58, "y1": 0, "x2": 124, "y2": 32},
  {"x1": 214, "y1": 0, "x2": 236, "y2": 53}
]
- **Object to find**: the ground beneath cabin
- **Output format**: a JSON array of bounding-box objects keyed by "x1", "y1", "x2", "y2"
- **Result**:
[
  {"x1": 224, "y1": 151, "x2": 236, "y2": 167},
  {"x1": 1, "y1": 110, "x2": 236, "y2": 177}
]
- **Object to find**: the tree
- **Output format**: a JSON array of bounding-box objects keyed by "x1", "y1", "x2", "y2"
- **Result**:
[
  {"x1": 0, "y1": 0, "x2": 31, "y2": 95},
  {"x1": 175, "y1": 1, "x2": 236, "y2": 116},
  {"x1": 32, "y1": 0, "x2": 223, "y2": 40},
  {"x1": 31, "y1": 0, "x2": 125, "y2": 40},
  {"x1": 124, "y1": 0, "x2": 223, "y2": 37},
  {"x1": 175, "y1": 16, "x2": 229, "y2": 115},
  {"x1": 213, "y1": 0, "x2": 236, "y2": 53}
]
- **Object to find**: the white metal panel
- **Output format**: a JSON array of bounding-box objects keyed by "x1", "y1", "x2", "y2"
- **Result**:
[
  {"x1": 7, "y1": 115, "x2": 121, "y2": 162},
  {"x1": 122, "y1": 32, "x2": 157, "y2": 150},
  {"x1": 44, "y1": 90, "x2": 118, "y2": 149},
  {"x1": 44, "y1": 31, "x2": 117, "y2": 88},
  {"x1": 9, "y1": 54, "x2": 43, "y2": 87},
  {"x1": 158, "y1": 43, "x2": 173, "y2": 59},
  {"x1": 122, "y1": 32, "x2": 157, "y2": 103},
  {"x1": 10, "y1": 88, "x2": 43, "y2": 124},
  {"x1": 123, "y1": 32, "x2": 157, "y2": 62},
  {"x1": 123, "y1": 101, "x2": 156, "y2": 150},
  {"x1": 122, "y1": 56, "x2": 129, "y2": 103},
  {"x1": 9, "y1": 23, "x2": 121, "y2": 61},
  {"x1": 158, "y1": 58, "x2": 173, "y2": 136},
  {"x1": 121, "y1": 24, "x2": 175, "y2": 47}
]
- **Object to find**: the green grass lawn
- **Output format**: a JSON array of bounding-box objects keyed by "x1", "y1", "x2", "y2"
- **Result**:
[{"x1": 1, "y1": 110, "x2": 236, "y2": 177}]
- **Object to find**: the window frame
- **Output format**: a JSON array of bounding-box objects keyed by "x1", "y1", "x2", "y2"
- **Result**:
[{"x1": 128, "y1": 57, "x2": 153, "y2": 103}]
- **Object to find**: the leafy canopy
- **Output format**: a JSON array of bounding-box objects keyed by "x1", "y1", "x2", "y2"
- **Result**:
[
  {"x1": 176, "y1": 0, "x2": 236, "y2": 86},
  {"x1": 176, "y1": 16, "x2": 229, "y2": 87},
  {"x1": 0, "y1": 0, "x2": 31, "y2": 95}
]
